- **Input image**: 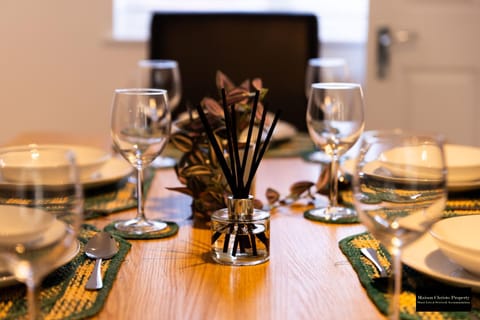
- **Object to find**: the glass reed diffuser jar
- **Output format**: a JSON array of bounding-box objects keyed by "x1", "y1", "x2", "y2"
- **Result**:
[{"x1": 211, "y1": 195, "x2": 269, "y2": 265}]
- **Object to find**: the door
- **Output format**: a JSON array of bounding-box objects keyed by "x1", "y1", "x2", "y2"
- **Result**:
[{"x1": 365, "y1": 0, "x2": 480, "y2": 146}]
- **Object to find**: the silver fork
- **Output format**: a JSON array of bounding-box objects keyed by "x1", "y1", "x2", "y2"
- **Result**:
[{"x1": 360, "y1": 247, "x2": 389, "y2": 277}]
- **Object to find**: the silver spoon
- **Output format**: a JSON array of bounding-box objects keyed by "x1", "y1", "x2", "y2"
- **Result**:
[
  {"x1": 85, "y1": 231, "x2": 119, "y2": 290},
  {"x1": 360, "y1": 247, "x2": 388, "y2": 278}
]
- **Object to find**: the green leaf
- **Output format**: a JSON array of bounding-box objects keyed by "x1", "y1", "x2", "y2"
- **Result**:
[
  {"x1": 171, "y1": 132, "x2": 194, "y2": 152},
  {"x1": 182, "y1": 165, "x2": 213, "y2": 177},
  {"x1": 290, "y1": 181, "x2": 315, "y2": 197}
]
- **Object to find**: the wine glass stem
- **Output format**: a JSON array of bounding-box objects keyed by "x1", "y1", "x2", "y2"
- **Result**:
[
  {"x1": 26, "y1": 278, "x2": 41, "y2": 319},
  {"x1": 389, "y1": 246, "x2": 402, "y2": 320},
  {"x1": 329, "y1": 156, "x2": 339, "y2": 207},
  {"x1": 135, "y1": 168, "x2": 147, "y2": 221}
]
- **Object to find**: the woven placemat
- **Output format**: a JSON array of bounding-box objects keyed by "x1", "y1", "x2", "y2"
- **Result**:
[
  {"x1": 104, "y1": 221, "x2": 179, "y2": 240},
  {"x1": 84, "y1": 170, "x2": 153, "y2": 220},
  {"x1": 0, "y1": 224, "x2": 131, "y2": 320},
  {"x1": 339, "y1": 232, "x2": 480, "y2": 319},
  {"x1": 266, "y1": 133, "x2": 315, "y2": 158},
  {"x1": 341, "y1": 190, "x2": 480, "y2": 220}
]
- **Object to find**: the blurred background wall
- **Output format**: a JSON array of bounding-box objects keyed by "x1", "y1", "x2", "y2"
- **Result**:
[{"x1": 0, "y1": 1, "x2": 366, "y2": 145}]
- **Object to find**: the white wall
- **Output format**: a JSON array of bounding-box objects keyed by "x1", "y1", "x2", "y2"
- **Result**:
[
  {"x1": 0, "y1": 1, "x2": 366, "y2": 145},
  {"x1": 0, "y1": 1, "x2": 143, "y2": 144},
  {"x1": 322, "y1": 42, "x2": 366, "y2": 86}
]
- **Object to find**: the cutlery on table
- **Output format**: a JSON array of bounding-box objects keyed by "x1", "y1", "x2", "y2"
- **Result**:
[
  {"x1": 85, "y1": 231, "x2": 119, "y2": 290},
  {"x1": 360, "y1": 247, "x2": 388, "y2": 278}
]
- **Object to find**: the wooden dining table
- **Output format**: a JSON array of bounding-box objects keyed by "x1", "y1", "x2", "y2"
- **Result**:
[{"x1": 5, "y1": 131, "x2": 385, "y2": 320}]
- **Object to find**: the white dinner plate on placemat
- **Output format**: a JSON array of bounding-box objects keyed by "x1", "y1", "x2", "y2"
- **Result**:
[
  {"x1": 176, "y1": 111, "x2": 297, "y2": 143},
  {"x1": 0, "y1": 157, "x2": 132, "y2": 190},
  {"x1": 0, "y1": 144, "x2": 111, "y2": 183},
  {"x1": 81, "y1": 157, "x2": 133, "y2": 189},
  {"x1": 0, "y1": 239, "x2": 80, "y2": 288},
  {"x1": 402, "y1": 232, "x2": 480, "y2": 292},
  {"x1": 342, "y1": 143, "x2": 480, "y2": 191}
]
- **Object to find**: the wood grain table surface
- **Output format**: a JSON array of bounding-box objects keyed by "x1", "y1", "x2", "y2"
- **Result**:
[{"x1": 5, "y1": 132, "x2": 384, "y2": 320}]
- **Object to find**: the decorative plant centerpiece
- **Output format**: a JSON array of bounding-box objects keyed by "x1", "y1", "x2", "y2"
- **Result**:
[
  {"x1": 168, "y1": 71, "x2": 271, "y2": 225},
  {"x1": 194, "y1": 79, "x2": 280, "y2": 265}
]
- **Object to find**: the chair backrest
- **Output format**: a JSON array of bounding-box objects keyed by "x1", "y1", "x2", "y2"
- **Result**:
[{"x1": 149, "y1": 12, "x2": 319, "y2": 131}]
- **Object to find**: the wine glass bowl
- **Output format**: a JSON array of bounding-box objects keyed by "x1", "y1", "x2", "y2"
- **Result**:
[
  {"x1": 137, "y1": 59, "x2": 182, "y2": 112},
  {"x1": 0, "y1": 146, "x2": 83, "y2": 319},
  {"x1": 137, "y1": 59, "x2": 181, "y2": 168},
  {"x1": 305, "y1": 57, "x2": 350, "y2": 98},
  {"x1": 110, "y1": 88, "x2": 171, "y2": 234},
  {"x1": 353, "y1": 131, "x2": 447, "y2": 249},
  {"x1": 305, "y1": 82, "x2": 365, "y2": 221},
  {"x1": 352, "y1": 130, "x2": 447, "y2": 319}
]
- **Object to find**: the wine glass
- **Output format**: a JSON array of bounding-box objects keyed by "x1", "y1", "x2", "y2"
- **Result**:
[
  {"x1": 137, "y1": 59, "x2": 181, "y2": 168},
  {"x1": 110, "y1": 88, "x2": 171, "y2": 235},
  {"x1": 352, "y1": 130, "x2": 447, "y2": 319},
  {"x1": 0, "y1": 145, "x2": 83, "y2": 319},
  {"x1": 305, "y1": 57, "x2": 350, "y2": 98},
  {"x1": 305, "y1": 58, "x2": 351, "y2": 164},
  {"x1": 305, "y1": 82, "x2": 365, "y2": 221}
]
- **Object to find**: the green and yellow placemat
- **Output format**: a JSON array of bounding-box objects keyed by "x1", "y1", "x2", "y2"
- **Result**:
[
  {"x1": 334, "y1": 190, "x2": 480, "y2": 225},
  {"x1": 0, "y1": 224, "x2": 131, "y2": 320},
  {"x1": 339, "y1": 232, "x2": 480, "y2": 319},
  {"x1": 266, "y1": 133, "x2": 315, "y2": 158},
  {"x1": 84, "y1": 171, "x2": 153, "y2": 220}
]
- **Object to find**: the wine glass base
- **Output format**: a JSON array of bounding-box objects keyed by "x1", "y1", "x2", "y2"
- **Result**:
[
  {"x1": 305, "y1": 206, "x2": 358, "y2": 223},
  {"x1": 151, "y1": 156, "x2": 176, "y2": 169},
  {"x1": 114, "y1": 218, "x2": 168, "y2": 235}
]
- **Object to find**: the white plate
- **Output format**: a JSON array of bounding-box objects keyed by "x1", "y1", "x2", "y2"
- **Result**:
[
  {"x1": 0, "y1": 206, "x2": 55, "y2": 245},
  {"x1": 448, "y1": 181, "x2": 480, "y2": 192},
  {"x1": 81, "y1": 157, "x2": 133, "y2": 189},
  {"x1": 0, "y1": 157, "x2": 133, "y2": 190},
  {"x1": 0, "y1": 239, "x2": 81, "y2": 288},
  {"x1": 430, "y1": 215, "x2": 480, "y2": 276},
  {"x1": 402, "y1": 232, "x2": 480, "y2": 292},
  {"x1": 272, "y1": 120, "x2": 297, "y2": 142},
  {"x1": 381, "y1": 144, "x2": 480, "y2": 183},
  {"x1": 0, "y1": 144, "x2": 111, "y2": 183},
  {"x1": 341, "y1": 157, "x2": 480, "y2": 191},
  {"x1": 445, "y1": 144, "x2": 480, "y2": 182},
  {"x1": 176, "y1": 111, "x2": 297, "y2": 142}
]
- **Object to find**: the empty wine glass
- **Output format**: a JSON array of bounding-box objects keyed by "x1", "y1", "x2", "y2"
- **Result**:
[
  {"x1": 305, "y1": 82, "x2": 365, "y2": 221},
  {"x1": 137, "y1": 59, "x2": 181, "y2": 168},
  {"x1": 305, "y1": 58, "x2": 351, "y2": 164},
  {"x1": 352, "y1": 130, "x2": 447, "y2": 319},
  {"x1": 111, "y1": 88, "x2": 171, "y2": 235},
  {"x1": 305, "y1": 57, "x2": 350, "y2": 98},
  {"x1": 0, "y1": 146, "x2": 83, "y2": 319}
]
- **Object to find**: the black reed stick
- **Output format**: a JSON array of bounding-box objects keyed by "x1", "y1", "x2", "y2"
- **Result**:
[
  {"x1": 245, "y1": 109, "x2": 282, "y2": 194},
  {"x1": 249, "y1": 107, "x2": 268, "y2": 183},
  {"x1": 241, "y1": 90, "x2": 259, "y2": 177},
  {"x1": 221, "y1": 89, "x2": 237, "y2": 189},
  {"x1": 195, "y1": 104, "x2": 236, "y2": 191},
  {"x1": 229, "y1": 104, "x2": 244, "y2": 195}
]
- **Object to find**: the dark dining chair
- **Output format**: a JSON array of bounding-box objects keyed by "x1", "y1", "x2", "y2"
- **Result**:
[{"x1": 148, "y1": 12, "x2": 319, "y2": 131}]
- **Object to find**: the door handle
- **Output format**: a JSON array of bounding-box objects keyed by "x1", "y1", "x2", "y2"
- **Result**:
[
  {"x1": 377, "y1": 26, "x2": 391, "y2": 79},
  {"x1": 377, "y1": 27, "x2": 417, "y2": 79}
]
